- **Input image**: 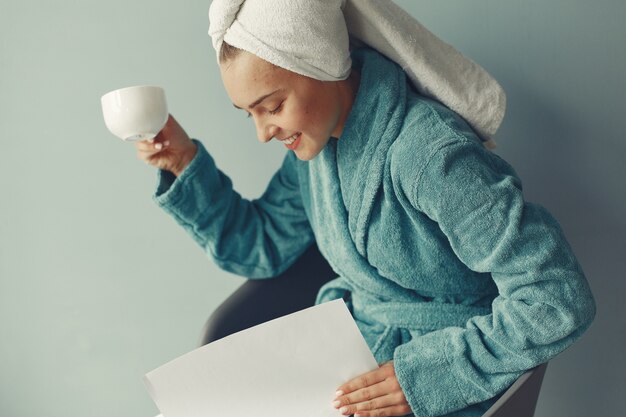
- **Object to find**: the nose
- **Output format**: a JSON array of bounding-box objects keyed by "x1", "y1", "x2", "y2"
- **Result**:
[{"x1": 256, "y1": 118, "x2": 280, "y2": 143}]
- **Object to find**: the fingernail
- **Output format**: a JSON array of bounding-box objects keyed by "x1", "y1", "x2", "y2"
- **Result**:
[
  {"x1": 355, "y1": 414, "x2": 362, "y2": 417},
  {"x1": 335, "y1": 390, "x2": 344, "y2": 397},
  {"x1": 332, "y1": 400, "x2": 341, "y2": 408},
  {"x1": 164, "y1": 140, "x2": 170, "y2": 146},
  {"x1": 339, "y1": 406, "x2": 348, "y2": 413},
  {"x1": 154, "y1": 143, "x2": 163, "y2": 150}
]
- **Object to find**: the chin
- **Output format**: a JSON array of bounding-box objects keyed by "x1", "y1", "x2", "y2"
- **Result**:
[
  {"x1": 294, "y1": 151, "x2": 315, "y2": 161},
  {"x1": 294, "y1": 146, "x2": 323, "y2": 161},
  {"x1": 293, "y1": 136, "x2": 329, "y2": 161}
]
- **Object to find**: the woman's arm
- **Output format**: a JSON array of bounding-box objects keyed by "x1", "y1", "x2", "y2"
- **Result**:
[
  {"x1": 394, "y1": 137, "x2": 596, "y2": 416},
  {"x1": 153, "y1": 139, "x2": 315, "y2": 278}
]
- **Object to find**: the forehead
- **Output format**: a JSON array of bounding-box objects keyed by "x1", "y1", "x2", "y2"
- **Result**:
[{"x1": 220, "y1": 51, "x2": 294, "y2": 106}]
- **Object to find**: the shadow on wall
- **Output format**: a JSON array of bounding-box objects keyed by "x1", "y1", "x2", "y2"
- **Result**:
[
  {"x1": 496, "y1": 72, "x2": 626, "y2": 239},
  {"x1": 494, "y1": 67, "x2": 626, "y2": 416}
]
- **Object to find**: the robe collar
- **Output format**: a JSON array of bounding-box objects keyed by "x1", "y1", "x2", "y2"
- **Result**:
[
  {"x1": 337, "y1": 47, "x2": 408, "y2": 255},
  {"x1": 307, "y1": 47, "x2": 413, "y2": 300}
]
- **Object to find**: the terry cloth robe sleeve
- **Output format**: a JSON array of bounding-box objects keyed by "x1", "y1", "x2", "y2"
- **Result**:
[
  {"x1": 152, "y1": 139, "x2": 315, "y2": 278},
  {"x1": 392, "y1": 136, "x2": 597, "y2": 416}
]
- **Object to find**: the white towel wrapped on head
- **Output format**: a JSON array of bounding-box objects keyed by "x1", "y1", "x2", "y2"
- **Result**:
[
  {"x1": 209, "y1": 0, "x2": 351, "y2": 80},
  {"x1": 208, "y1": 0, "x2": 504, "y2": 146}
]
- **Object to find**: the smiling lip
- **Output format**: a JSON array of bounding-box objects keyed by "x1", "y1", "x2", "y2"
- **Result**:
[{"x1": 283, "y1": 133, "x2": 302, "y2": 150}]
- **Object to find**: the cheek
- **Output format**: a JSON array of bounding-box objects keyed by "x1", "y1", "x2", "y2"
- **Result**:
[
  {"x1": 288, "y1": 103, "x2": 316, "y2": 132},
  {"x1": 288, "y1": 87, "x2": 337, "y2": 136},
  {"x1": 300, "y1": 99, "x2": 334, "y2": 130}
]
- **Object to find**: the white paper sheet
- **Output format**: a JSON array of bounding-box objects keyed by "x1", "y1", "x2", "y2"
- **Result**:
[{"x1": 144, "y1": 299, "x2": 378, "y2": 417}]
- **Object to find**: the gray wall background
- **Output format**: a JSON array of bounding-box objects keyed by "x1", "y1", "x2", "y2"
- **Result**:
[{"x1": 1, "y1": 0, "x2": 624, "y2": 416}]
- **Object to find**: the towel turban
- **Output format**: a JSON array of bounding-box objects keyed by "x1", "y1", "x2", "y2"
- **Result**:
[{"x1": 208, "y1": 0, "x2": 505, "y2": 145}]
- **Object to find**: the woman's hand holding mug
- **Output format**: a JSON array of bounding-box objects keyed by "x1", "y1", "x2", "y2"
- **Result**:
[
  {"x1": 101, "y1": 85, "x2": 197, "y2": 177},
  {"x1": 135, "y1": 114, "x2": 197, "y2": 177}
]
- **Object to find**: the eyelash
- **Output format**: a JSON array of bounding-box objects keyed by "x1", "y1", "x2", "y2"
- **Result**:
[
  {"x1": 269, "y1": 102, "x2": 283, "y2": 115},
  {"x1": 246, "y1": 102, "x2": 283, "y2": 118}
]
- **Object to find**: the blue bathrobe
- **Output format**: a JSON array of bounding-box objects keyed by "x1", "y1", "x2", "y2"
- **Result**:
[{"x1": 153, "y1": 48, "x2": 596, "y2": 416}]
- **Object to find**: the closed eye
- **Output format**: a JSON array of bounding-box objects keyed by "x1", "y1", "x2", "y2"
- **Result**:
[
  {"x1": 244, "y1": 101, "x2": 283, "y2": 118},
  {"x1": 269, "y1": 102, "x2": 283, "y2": 115}
]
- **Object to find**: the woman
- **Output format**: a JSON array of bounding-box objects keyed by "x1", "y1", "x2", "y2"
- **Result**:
[{"x1": 134, "y1": 1, "x2": 596, "y2": 416}]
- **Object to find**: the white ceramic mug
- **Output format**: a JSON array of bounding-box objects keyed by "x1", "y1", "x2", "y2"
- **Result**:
[{"x1": 101, "y1": 85, "x2": 168, "y2": 141}]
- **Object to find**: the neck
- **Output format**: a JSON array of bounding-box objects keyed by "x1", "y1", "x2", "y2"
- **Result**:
[{"x1": 331, "y1": 69, "x2": 361, "y2": 139}]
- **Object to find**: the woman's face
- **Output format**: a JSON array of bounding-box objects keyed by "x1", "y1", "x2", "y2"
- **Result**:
[{"x1": 219, "y1": 50, "x2": 351, "y2": 161}]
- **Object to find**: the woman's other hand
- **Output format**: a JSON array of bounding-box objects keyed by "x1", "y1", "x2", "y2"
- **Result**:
[
  {"x1": 134, "y1": 114, "x2": 197, "y2": 177},
  {"x1": 333, "y1": 361, "x2": 411, "y2": 417}
]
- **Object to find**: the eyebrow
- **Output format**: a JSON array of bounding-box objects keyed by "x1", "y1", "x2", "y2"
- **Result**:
[{"x1": 233, "y1": 89, "x2": 283, "y2": 110}]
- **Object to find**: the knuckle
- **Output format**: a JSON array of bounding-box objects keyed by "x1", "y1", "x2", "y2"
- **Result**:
[
  {"x1": 393, "y1": 392, "x2": 405, "y2": 403},
  {"x1": 359, "y1": 375, "x2": 370, "y2": 387},
  {"x1": 366, "y1": 399, "x2": 377, "y2": 410},
  {"x1": 388, "y1": 378, "x2": 401, "y2": 391},
  {"x1": 361, "y1": 388, "x2": 372, "y2": 401}
]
